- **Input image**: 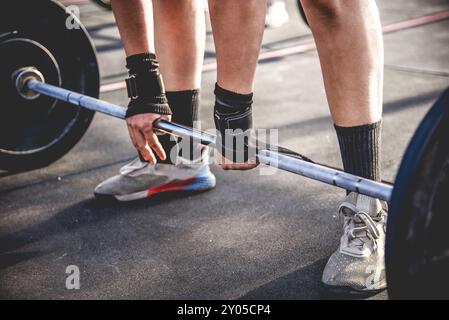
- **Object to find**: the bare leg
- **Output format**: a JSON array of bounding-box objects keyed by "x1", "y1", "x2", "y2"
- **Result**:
[
  {"x1": 208, "y1": 0, "x2": 267, "y2": 94},
  {"x1": 153, "y1": 0, "x2": 205, "y2": 91},
  {"x1": 208, "y1": 0, "x2": 266, "y2": 170},
  {"x1": 301, "y1": 0, "x2": 383, "y2": 126},
  {"x1": 302, "y1": 0, "x2": 387, "y2": 293},
  {"x1": 152, "y1": 0, "x2": 205, "y2": 162}
]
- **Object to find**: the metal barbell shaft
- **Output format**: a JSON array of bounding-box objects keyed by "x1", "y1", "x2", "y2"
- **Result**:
[
  {"x1": 28, "y1": 79, "x2": 127, "y2": 119},
  {"x1": 26, "y1": 78, "x2": 393, "y2": 201},
  {"x1": 27, "y1": 79, "x2": 218, "y2": 146},
  {"x1": 257, "y1": 150, "x2": 393, "y2": 201}
]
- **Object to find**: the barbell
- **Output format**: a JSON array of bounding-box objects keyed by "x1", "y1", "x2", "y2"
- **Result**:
[{"x1": 1, "y1": 0, "x2": 449, "y2": 299}]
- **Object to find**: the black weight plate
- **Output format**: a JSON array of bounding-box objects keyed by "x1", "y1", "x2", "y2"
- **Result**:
[
  {"x1": 0, "y1": 38, "x2": 62, "y2": 147},
  {"x1": 0, "y1": 0, "x2": 99, "y2": 172},
  {"x1": 386, "y1": 87, "x2": 449, "y2": 299}
]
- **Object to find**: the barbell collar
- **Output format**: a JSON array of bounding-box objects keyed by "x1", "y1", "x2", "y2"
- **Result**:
[{"x1": 13, "y1": 67, "x2": 45, "y2": 100}]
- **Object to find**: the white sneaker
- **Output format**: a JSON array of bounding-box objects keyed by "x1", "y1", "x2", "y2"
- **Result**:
[
  {"x1": 266, "y1": 1, "x2": 289, "y2": 28},
  {"x1": 94, "y1": 150, "x2": 216, "y2": 202},
  {"x1": 322, "y1": 192, "x2": 388, "y2": 294}
]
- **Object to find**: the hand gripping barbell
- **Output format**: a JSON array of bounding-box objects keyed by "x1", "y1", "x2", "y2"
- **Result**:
[{"x1": 2, "y1": 0, "x2": 449, "y2": 299}]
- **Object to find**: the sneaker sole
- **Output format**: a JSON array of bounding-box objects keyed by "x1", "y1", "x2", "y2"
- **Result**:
[
  {"x1": 95, "y1": 175, "x2": 216, "y2": 202},
  {"x1": 321, "y1": 283, "x2": 386, "y2": 298}
]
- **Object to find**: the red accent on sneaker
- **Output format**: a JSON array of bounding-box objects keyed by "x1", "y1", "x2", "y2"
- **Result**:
[{"x1": 147, "y1": 177, "x2": 197, "y2": 197}]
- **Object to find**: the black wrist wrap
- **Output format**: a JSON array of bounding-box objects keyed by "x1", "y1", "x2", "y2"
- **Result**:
[
  {"x1": 213, "y1": 83, "x2": 255, "y2": 163},
  {"x1": 125, "y1": 53, "x2": 172, "y2": 118}
]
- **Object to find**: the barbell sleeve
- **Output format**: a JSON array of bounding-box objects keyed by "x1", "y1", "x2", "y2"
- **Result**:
[{"x1": 26, "y1": 78, "x2": 393, "y2": 201}]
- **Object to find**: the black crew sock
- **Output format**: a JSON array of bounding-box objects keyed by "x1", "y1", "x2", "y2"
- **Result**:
[
  {"x1": 335, "y1": 120, "x2": 382, "y2": 194},
  {"x1": 138, "y1": 89, "x2": 200, "y2": 164},
  {"x1": 168, "y1": 90, "x2": 199, "y2": 128}
]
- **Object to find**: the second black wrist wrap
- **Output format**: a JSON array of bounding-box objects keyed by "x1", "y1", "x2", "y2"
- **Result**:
[
  {"x1": 125, "y1": 53, "x2": 172, "y2": 118},
  {"x1": 213, "y1": 83, "x2": 255, "y2": 162}
]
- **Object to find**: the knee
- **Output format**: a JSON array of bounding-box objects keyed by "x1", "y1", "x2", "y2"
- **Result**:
[{"x1": 301, "y1": 0, "x2": 343, "y2": 20}]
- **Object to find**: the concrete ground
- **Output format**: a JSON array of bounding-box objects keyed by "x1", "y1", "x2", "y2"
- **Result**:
[{"x1": 1, "y1": 0, "x2": 449, "y2": 300}]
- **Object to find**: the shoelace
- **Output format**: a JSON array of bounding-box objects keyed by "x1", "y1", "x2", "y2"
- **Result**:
[
  {"x1": 120, "y1": 158, "x2": 152, "y2": 175},
  {"x1": 344, "y1": 210, "x2": 382, "y2": 251},
  {"x1": 119, "y1": 153, "x2": 206, "y2": 176}
]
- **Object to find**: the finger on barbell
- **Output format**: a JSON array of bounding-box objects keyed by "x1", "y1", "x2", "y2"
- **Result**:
[
  {"x1": 135, "y1": 130, "x2": 157, "y2": 164},
  {"x1": 142, "y1": 129, "x2": 166, "y2": 161}
]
